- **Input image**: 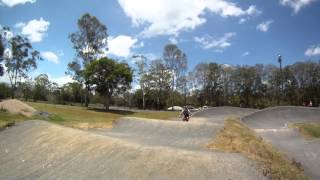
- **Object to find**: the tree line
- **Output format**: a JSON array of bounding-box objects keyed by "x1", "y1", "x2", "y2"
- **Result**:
[{"x1": 0, "y1": 13, "x2": 319, "y2": 110}]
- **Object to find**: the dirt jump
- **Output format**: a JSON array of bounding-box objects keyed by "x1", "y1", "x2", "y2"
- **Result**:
[
  {"x1": 0, "y1": 107, "x2": 266, "y2": 180},
  {"x1": 0, "y1": 99, "x2": 36, "y2": 117},
  {"x1": 242, "y1": 106, "x2": 320, "y2": 180}
]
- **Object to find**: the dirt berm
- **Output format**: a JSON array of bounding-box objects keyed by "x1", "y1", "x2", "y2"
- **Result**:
[
  {"x1": 242, "y1": 106, "x2": 320, "y2": 129},
  {"x1": 242, "y1": 106, "x2": 320, "y2": 180}
]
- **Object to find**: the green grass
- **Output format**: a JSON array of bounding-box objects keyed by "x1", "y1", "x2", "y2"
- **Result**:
[
  {"x1": 127, "y1": 111, "x2": 179, "y2": 120},
  {"x1": 27, "y1": 102, "x2": 179, "y2": 128},
  {"x1": 0, "y1": 111, "x2": 28, "y2": 129},
  {"x1": 292, "y1": 123, "x2": 320, "y2": 139},
  {"x1": 207, "y1": 119, "x2": 307, "y2": 180}
]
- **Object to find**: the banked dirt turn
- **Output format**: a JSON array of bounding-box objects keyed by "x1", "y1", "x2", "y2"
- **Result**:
[
  {"x1": 242, "y1": 106, "x2": 320, "y2": 180},
  {"x1": 0, "y1": 107, "x2": 265, "y2": 180}
]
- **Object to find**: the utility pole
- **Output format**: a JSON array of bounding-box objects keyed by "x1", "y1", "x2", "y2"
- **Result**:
[{"x1": 278, "y1": 55, "x2": 283, "y2": 105}]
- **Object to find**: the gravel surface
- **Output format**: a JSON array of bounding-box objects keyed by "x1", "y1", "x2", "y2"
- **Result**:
[
  {"x1": 242, "y1": 106, "x2": 320, "y2": 180},
  {"x1": 0, "y1": 107, "x2": 266, "y2": 180}
]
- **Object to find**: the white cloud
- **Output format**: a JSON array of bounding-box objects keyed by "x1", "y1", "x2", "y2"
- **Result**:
[
  {"x1": 305, "y1": 45, "x2": 320, "y2": 56},
  {"x1": 280, "y1": 0, "x2": 316, "y2": 14},
  {"x1": 14, "y1": 22, "x2": 25, "y2": 28},
  {"x1": 257, "y1": 20, "x2": 273, "y2": 32},
  {"x1": 118, "y1": 0, "x2": 261, "y2": 37},
  {"x1": 194, "y1": 32, "x2": 236, "y2": 52},
  {"x1": 49, "y1": 75, "x2": 74, "y2": 86},
  {"x1": 169, "y1": 37, "x2": 178, "y2": 44},
  {"x1": 0, "y1": 64, "x2": 10, "y2": 83},
  {"x1": 134, "y1": 41, "x2": 144, "y2": 49},
  {"x1": 0, "y1": 0, "x2": 36, "y2": 7},
  {"x1": 41, "y1": 51, "x2": 59, "y2": 64},
  {"x1": 246, "y1": 5, "x2": 262, "y2": 15},
  {"x1": 242, "y1": 51, "x2": 250, "y2": 56},
  {"x1": 15, "y1": 18, "x2": 50, "y2": 43},
  {"x1": 107, "y1": 35, "x2": 138, "y2": 57},
  {"x1": 238, "y1": 18, "x2": 247, "y2": 24}
]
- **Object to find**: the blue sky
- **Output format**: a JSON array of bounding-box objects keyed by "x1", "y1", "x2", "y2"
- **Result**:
[{"x1": 1, "y1": 0, "x2": 320, "y2": 85}]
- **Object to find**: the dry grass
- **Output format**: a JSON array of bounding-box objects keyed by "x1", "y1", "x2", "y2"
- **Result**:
[
  {"x1": 207, "y1": 118, "x2": 307, "y2": 180},
  {"x1": 0, "y1": 111, "x2": 28, "y2": 129},
  {"x1": 127, "y1": 111, "x2": 179, "y2": 120},
  {"x1": 27, "y1": 102, "x2": 179, "y2": 129},
  {"x1": 28, "y1": 102, "x2": 121, "y2": 128},
  {"x1": 292, "y1": 123, "x2": 320, "y2": 139}
]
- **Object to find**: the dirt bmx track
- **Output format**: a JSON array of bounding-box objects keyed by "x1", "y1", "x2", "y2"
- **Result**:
[
  {"x1": 1, "y1": 106, "x2": 319, "y2": 179},
  {"x1": 0, "y1": 107, "x2": 266, "y2": 180},
  {"x1": 242, "y1": 106, "x2": 320, "y2": 180}
]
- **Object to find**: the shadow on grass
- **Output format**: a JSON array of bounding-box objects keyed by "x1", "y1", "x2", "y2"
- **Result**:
[{"x1": 87, "y1": 107, "x2": 135, "y2": 115}]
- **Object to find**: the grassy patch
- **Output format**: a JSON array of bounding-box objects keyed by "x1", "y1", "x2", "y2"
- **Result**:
[
  {"x1": 27, "y1": 102, "x2": 179, "y2": 129},
  {"x1": 0, "y1": 111, "x2": 28, "y2": 129},
  {"x1": 207, "y1": 119, "x2": 307, "y2": 180},
  {"x1": 127, "y1": 111, "x2": 179, "y2": 120},
  {"x1": 292, "y1": 123, "x2": 320, "y2": 139}
]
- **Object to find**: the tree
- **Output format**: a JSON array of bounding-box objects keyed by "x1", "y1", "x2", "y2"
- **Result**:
[
  {"x1": 230, "y1": 66, "x2": 257, "y2": 107},
  {"x1": 0, "y1": 83, "x2": 11, "y2": 99},
  {"x1": 290, "y1": 61, "x2": 320, "y2": 105},
  {"x1": 69, "y1": 13, "x2": 108, "y2": 107},
  {"x1": 0, "y1": 33, "x2": 4, "y2": 76},
  {"x1": 61, "y1": 82, "x2": 83, "y2": 103},
  {"x1": 33, "y1": 74, "x2": 51, "y2": 101},
  {"x1": 133, "y1": 55, "x2": 148, "y2": 109},
  {"x1": 0, "y1": 27, "x2": 10, "y2": 76},
  {"x1": 163, "y1": 44, "x2": 187, "y2": 110},
  {"x1": 4, "y1": 35, "x2": 41, "y2": 98},
  {"x1": 20, "y1": 78, "x2": 33, "y2": 101},
  {"x1": 84, "y1": 58, "x2": 133, "y2": 110},
  {"x1": 205, "y1": 63, "x2": 223, "y2": 106},
  {"x1": 281, "y1": 66, "x2": 299, "y2": 105},
  {"x1": 191, "y1": 63, "x2": 223, "y2": 106},
  {"x1": 145, "y1": 59, "x2": 171, "y2": 109}
]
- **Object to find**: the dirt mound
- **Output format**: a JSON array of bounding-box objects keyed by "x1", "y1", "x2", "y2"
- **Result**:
[
  {"x1": 242, "y1": 106, "x2": 320, "y2": 128},
  {"x1": 0, "y1": 99, "x2": 36, "y2": 117},
  {"x1": 0, "y1": 120, "x2": 265, "y2": 179}
]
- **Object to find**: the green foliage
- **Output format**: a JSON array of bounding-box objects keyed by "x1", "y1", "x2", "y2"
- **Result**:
[
  {"x1": 0, "y1": 83, "x2": 11, "y2": 99},
  {"x1": 231, "y1": 66, "x2": 261, "y2": 106},
  {"x1": 84, "y1": 57, "x2": 133, "y2": 110},
  {"x1": 48, "y1": 114, "x2": 65, "y2": 123},
  {"x1": 4, "y1": 33, "x2": 42, "y2": 98},
  {"x1": 69, "y1": 13, "x2": 108, "y2": 65},
  {"x1": 68, "y1": 13, "x2": 108, "y2": 107},
  {"x1": 33, "y1": 74, "x2": 51, "y2": 101},
  {"x1": 0, "y1": 26, "x2": 8, "y2": 76},
  {"x1": 185, "y1": 60, "x2": 320, "y2": 108},
  {"x1": 163, "y1": 44, "x2": 187, "y2": 109},
  {"x1": 0, "y1": 40, "x2": 4, "y2": 76},
  {"x1": 144, "y1": 59, "x2": 171, "y2": 109}
]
